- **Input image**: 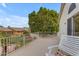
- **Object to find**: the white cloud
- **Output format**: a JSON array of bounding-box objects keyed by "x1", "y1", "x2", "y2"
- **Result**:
[
  {"x1": 0, "y1": 9, "x2": 29, "y2": 27},
  {"x1": 1, "y1": 3, "x2": 7, "y2": 8},
  {"x1": 8, "y1": 15, "x2": 28, "y2": 27},
  {"x1": 6, "y1": 18, "x2": 11, "y2": 22}
]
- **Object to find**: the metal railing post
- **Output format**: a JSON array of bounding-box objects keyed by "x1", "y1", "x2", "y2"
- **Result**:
[
  {"x1": 23, "y1": 35, "x2": 26, "y2": 46},
  {"x1": 4, "y1": 38, "x2": 7, "y2": 56},
  {"x1": 0, "y1": 38, "x2": 3, "y2": 56}
]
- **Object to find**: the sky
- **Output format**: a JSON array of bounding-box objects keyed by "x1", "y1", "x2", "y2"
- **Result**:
[{"x1": 0, "y1": 3, "x2": 61, "y2": 28}]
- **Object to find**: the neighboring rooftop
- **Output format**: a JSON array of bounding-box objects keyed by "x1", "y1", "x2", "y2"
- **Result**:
[
  {"x1": 8, "y1": 27, "x2": 25, "y2": 32},
  {"x1": 0, "y1": 27, "x2": 12, "y2": 32},
  {"x1": 0, "y1": 26, "x2": 25, "y2": 32}
]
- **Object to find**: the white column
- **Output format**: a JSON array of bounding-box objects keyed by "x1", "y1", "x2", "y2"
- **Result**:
[{"x1": 72, "y1": 17, "x2": 75, "y2": 36}]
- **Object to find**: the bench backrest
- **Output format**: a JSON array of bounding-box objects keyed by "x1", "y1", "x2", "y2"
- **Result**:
[{"x1": 58, "y1": 35, "x2": 79, "y2": 56}]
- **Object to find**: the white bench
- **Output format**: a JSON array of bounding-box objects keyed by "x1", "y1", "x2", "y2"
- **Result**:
[{"x1": 46, "y1": 35, "x2": 79, "y2": 56}]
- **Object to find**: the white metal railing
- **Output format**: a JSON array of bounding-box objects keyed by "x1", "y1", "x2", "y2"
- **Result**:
[{"x1": 0, "y1": 35, "x2": 32, "y2": 56}]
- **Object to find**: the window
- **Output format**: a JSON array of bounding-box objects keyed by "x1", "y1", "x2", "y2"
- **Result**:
[
  {"x1": 68, "y1": 3, "x2": 76, "y2": 14},
  {"x1": 67, "y1": 18, "x2": 73, "y2": 35},
  {"x1": 67, "y1": 13, "x2": 79, "y2": 36},
  {"x1": 73, "y1": 13, "x2": 79, "y2": 36}
]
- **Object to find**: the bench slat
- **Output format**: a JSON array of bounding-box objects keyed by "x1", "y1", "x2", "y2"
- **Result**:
[{"x1": 59, "y1": 35, "x2": 79, "y2": 56}]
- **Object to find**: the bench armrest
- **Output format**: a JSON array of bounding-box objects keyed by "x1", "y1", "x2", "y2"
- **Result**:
[
  {"x1": 45, "y1": 45, "x2": 58, "y2": 56},
  {"x1": 48, "y1": 45, "x2": 58, "y2": 50}
]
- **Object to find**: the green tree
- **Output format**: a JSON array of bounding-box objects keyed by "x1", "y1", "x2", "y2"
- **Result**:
[{"x1": 28, "y1": 7, "x2": 59, "y2": 34}]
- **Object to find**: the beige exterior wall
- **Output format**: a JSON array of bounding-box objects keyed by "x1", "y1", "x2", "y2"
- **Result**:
[
  {"x1": 59, "y1": 3, "x2": 79, "y2": 38},
  {"x1": 12, "y1": 31, "x2": 23, "y2": 35}
]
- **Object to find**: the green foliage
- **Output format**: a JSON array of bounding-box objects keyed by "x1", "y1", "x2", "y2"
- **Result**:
[
  {"x1": 23, "y1": 30, "x2": 30, "y2": 36},
  {"x1": 0, "y1": 32, "x2": 13, "y2": 38},
  {"x1": 28, "y1": 7, "x2": 59, "y2": 34}
]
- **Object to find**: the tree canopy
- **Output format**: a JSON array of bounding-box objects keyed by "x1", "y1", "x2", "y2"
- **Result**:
[{"x1": 28, "y1": 7, "x2": 59, "y2": 34}]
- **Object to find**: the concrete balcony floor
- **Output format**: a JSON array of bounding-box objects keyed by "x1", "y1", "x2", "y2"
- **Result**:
[{"x1": 7, "y1": 35, "x2": 59, "y2": 56}]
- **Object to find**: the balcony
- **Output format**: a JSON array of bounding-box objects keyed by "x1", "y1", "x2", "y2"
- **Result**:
[{"x1": 6, "y1": 34, "x2": 58, "y2": 56}]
